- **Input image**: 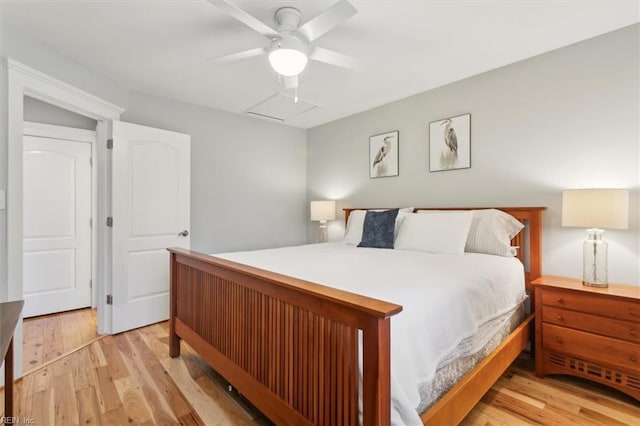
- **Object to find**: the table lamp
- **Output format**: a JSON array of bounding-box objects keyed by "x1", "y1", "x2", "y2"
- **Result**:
[
  {"x1": 310, "y1": 200, "x2": 336, "y2": 243},
  {"x1": 562, "y1": 189, "x2": 629, "y2": 287}
]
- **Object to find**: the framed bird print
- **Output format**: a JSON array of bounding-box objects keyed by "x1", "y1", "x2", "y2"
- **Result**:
[
  {"x1": 369, "y1": 130, "x2": 399, "y2": 178},
  {"x1": 429, "y1": 113, "x2": 471, "y2": 172}
]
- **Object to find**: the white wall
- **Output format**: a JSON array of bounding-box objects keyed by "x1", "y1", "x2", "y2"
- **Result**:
[{"x1": 307, "y1": 24, "x2": 640, "y2": 285}]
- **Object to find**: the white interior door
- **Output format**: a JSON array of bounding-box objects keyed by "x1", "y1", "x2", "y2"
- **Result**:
[
  {"x1": 23, "y1": 135, "x2": 92, "y2": 317},
  {"x1": 111, "y1": 121, "x2": 190, "y2": 334}
]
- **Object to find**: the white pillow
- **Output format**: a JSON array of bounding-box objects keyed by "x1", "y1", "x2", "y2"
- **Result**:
[
  {"x1": 344, "y1": 208, "x2": 414, "y2": 245},
  {"x1": 395, "y1": 211, "x2": 473, "y2": 255},
  {"x1": 465, "y1": 209, "x2": 524, "y2": 257}
]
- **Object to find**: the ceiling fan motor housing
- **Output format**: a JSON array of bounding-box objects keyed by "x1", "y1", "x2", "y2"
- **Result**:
[
  {"x1": 270, "y1": 7, "x2": 307, "y2": 57},
  {"x1": 269, "y1": 33, "x2": 307, "y2": 56},
  {"x1": 274, "y1": 7, "x2": 303, "y2": 32},
  {"x1": 268, "y1": 7, "x2": 308, "y2": 77}
]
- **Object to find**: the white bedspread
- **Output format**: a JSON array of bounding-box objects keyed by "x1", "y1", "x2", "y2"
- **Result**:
[{"x1": 215, "y1": 243, "x2": 525, "y2": 425}]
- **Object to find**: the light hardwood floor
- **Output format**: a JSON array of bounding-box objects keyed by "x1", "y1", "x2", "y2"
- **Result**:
[
  {"x1": 2, "y1": 315, "x2": 638, "y2": 425},
  {"x1": 22, "y1": 308, "x2": 99, "y2": 373}
]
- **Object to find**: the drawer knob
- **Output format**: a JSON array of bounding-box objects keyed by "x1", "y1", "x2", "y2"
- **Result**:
[
  {"x1": 556, "y1": 337, "x2": 563, "y2": 344},
  {"x1": 556, "y1": 298, "x2": 564, "y2": 304},
  {"x1": 631, "y1": 355, "x2": 638, "y2": 363},
  {"x1": 631, "y1": 330, "x2": 637, "y2": 336},
  {"x1": 630, "y1": 309, "x2": 637, "y2": 317},
  {"x1": 556, "y1": 315, "x2": 563, "y2": 321}
]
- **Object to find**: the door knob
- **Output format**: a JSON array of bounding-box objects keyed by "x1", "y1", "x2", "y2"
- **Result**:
[{"x1": 178, "y1": 230, "x2": 189, "y2": 237}]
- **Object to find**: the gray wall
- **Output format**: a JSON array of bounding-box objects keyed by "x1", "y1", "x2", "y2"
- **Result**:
[
  {"x1": 122, "y1": 92, "x2": 307, "y2": 253},
  {"x1": 24, "y1": 96, "x2": 98, "y2": 130},
  {"x1": 0, "y1": 23, "x2": 130, "y2": 299},
  {"x1": 0, "y1": 24, "x2": 308, "y2": 298},
  {"x1": 307, "y1": 24, "x2": 640, "y2": 285},
  {"x1": 0, "y1": 61, "x2": 6, "y2": 301},
  {"x1": 0, "y1": 24, "x2": 130, "y2": 108}
]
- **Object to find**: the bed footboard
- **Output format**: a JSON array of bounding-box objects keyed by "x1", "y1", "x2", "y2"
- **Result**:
[{"x1": 168, "y1": 248, "x2": 402, "y2": 426}]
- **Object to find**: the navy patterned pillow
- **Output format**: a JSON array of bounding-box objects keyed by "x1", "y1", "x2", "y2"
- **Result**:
[{"x1": 358, "y1": 209, "x2": 399, "y2": 249}]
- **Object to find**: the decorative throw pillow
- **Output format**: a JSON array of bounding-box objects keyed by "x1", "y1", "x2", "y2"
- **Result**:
[
  {"x1": 357, "y1": 209, "x2": 399, "y2": 249},
  {"x1": 465, "y1": 209, "x2": 524, "y2": 257},
  {"x1": 395, "y1": 211, "x2": 473, "y2": 255},
  {"x1": 344, "y1": 208, "x2": 413, "y2": 245}
]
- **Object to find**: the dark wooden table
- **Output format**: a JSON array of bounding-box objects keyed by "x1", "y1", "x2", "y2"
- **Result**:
[{"x1": 1, "y1": 300, "x2": 24, "y2": 422}]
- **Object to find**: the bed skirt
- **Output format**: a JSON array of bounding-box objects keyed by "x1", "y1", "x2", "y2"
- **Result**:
[{"x1": 417, "y1": 303, "x2": 526, "y2": 414}]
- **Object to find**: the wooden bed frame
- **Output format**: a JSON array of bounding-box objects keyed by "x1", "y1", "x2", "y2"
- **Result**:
[{"x1": 168, "y1": 206, "x2": 545, "y2": 425}]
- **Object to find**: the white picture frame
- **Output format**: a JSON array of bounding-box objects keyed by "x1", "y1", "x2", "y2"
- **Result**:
[
  {"x1": 429, "y1": 113, "x2": 471, "y2": 172},
  {"x1": 369, "y1": 130, "x2": 399, "y2": 178}
]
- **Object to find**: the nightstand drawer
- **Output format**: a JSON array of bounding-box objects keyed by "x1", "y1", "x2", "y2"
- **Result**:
[
  {"x1": 541, "y1": 289, "x2": 640, "y2": 323},
  {"x1": 542, "y1": 306, "x2": 640, "y2": 343},
  {"x1": 543, "y1": 323, "x2": 640, "y2": 372}
]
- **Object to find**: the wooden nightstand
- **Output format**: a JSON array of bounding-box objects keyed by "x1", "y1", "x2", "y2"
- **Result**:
[{"x1": 532, "y1": 275, "x2": 639, "y2": 401}]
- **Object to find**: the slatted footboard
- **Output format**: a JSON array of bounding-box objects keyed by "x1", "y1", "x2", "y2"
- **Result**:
[
  {"x1": 168, "y1": 248, "x2": 402, "y2": 426},
  {"x1": 169, "y1": 206, "x2": 545, "y2": 425}
]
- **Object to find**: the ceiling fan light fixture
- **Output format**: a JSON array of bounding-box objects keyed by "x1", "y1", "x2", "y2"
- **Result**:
[{"x1": 268, "y1": 35, "x2": 308, "y2": 76}]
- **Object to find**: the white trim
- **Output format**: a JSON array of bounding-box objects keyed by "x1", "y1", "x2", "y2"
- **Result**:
[
  {"x1": 7, "y1": 59, "x2": 124, "y2": 120},
  {"x1": 23, "y1": 121, "x2": 99, "y2": 308},
  {"x1": 24, "y1": 121, "x2": 96, "y2": 142},
  {"x1": 6, "y1": 58, "x2": 123, "y2": 379},
  {"x1": 96, "y1": 120, "x2": 112, "y2": 335}
]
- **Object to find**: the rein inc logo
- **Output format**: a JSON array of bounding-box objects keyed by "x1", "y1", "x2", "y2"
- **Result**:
[{"x1": 0, "y1": 418, "x2": 35, "y2": 424}]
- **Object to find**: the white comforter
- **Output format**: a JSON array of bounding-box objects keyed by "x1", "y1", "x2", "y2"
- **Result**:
[{"x1": 215, "y1": 243, "x2": 525, "y2": 425}]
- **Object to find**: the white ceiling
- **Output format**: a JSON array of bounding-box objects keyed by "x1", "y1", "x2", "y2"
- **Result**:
[{"x1": 2, "y1": 0, "x2": 638, "y2": 128}]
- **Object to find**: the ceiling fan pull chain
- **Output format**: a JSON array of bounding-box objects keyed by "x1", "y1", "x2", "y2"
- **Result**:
[{"x1": 294, "y1": 87, "x2": 298, "y2": 103}]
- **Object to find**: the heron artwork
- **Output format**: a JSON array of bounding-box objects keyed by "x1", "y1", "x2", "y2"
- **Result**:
[
  {"x1": 372, "y1": 136, "x2": 392, "y2": 177},
  {"x1": 440, "y1": 118, "x2": 458, "y2": 169}
]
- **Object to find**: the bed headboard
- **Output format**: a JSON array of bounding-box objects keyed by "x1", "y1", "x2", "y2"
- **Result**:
[{"x1": 343, "y1": 207, "x2": 546, "y2": 292}]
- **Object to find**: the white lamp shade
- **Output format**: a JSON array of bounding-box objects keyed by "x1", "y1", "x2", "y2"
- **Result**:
[
  {"x1": 268, "y1": 49, "x2": 307, "y2": 76},
  {"x1": 562, "y1": 189, "x2": 629, "y2": 230},
  {"x1": 310, "y1": 200, "x2": 336, "y2": 221},
  {"x1": 268, "y1": 35, "x2": 308, "y2": 76}
]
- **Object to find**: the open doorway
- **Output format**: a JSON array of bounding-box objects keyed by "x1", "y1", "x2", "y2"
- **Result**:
[
  {"x1": 21, "y1": 99, "x2": 100, "y2": 372},
  {"x1": 6, "y1": 58, "x2": 124, "y2": 380},
  {"x1": 7, "y1": 60, "x2": 189, "y2": 380}
]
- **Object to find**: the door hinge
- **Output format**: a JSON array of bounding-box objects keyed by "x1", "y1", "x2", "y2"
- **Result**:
[
  {"x1": 106, "y1": 217, "x2": 113, "y2": 227},
  {"x1": 106, "y1": 139, "x2": 113, "y2": 149},
  {"x1": 106, "y1": 294, "x2": 113, "y2": 305}
]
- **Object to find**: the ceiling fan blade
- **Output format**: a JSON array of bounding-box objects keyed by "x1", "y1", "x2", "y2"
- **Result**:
[
  {"x1": 209, "y1": 47, "x2": 266, "y2": 63},
  {"x1": 298, "y1": 0, "x2": 357, "y2": 42},
  {"x1": 207, "y1": 0, "x2": 280, "y2": 39},
  {"x1": 309, "y1": 47, "x2": 361, "y2": 71}
]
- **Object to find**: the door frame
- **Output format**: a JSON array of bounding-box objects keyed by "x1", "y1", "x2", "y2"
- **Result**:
[
  {"x1": 23, "y1": 121, "x2": 98, "y2": 309},
  {"x1": 6, "y1": 58, "x2": 124, "y2": 378}
]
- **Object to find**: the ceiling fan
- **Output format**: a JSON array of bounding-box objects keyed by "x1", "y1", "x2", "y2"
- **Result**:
[{"x1": 208, "y1": 0, "x2": 360, "y2": 90}]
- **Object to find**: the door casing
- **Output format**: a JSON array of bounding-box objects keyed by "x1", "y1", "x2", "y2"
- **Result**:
[{"x1": 6, "y1": 59, "x2": 124, "y2": 379}]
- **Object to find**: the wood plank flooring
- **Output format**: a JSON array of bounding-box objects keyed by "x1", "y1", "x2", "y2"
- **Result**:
[
  {"x1": 22, "y1": 308, "x2": 98, "y2": 373},
  {"x1": 461, "y1": 354, "x2": 640, "y2": 426},
  {"x1": 2, "y1": 314, "x2": 638, "y2": 425}
]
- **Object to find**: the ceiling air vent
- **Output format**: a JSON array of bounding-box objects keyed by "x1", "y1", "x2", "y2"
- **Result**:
[{"x1": 244, "y1": 92, "x2": 317, "y2": 122}]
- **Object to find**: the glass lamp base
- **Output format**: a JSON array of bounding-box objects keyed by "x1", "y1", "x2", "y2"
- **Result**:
[
  {"x1": 582, "y1": 228, "x2": 608, "y2": 287},
  {"x1": 317, "y1": 221, "x2": 328, "y2": 243},
  {"x1": 583, "y1": 281, "x2": 609, "y2": 288}
]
